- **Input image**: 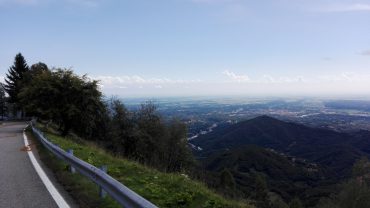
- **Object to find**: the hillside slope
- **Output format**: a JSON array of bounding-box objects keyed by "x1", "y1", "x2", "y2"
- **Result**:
[
  {"x1": 192, "y1": 116, "x2": 365, "y2": 177},
  {"x1": 29, "y1": 127, "x2": 252, "y2": 208},
  {"x1": 203, "y1": 145, "x2": 334, "y2": 206}
]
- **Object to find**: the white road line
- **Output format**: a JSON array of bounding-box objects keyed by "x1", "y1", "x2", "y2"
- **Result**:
[{"x1": 23, "y1": 130, "x2": 71, "y2": 208}]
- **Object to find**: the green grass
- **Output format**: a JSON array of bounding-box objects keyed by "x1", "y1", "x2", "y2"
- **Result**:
[{"x1": 28, "y1": 126, "x2": 253, "y2": 208}]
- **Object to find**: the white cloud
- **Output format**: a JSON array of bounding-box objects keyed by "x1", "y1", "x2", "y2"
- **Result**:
[
  {"x1": 91, "y1": 72, "x2": 370, "y2": 97},
  {"x1": 91, "y1": 75, "x2": 201, "y2": 89},
  {"x1": 260, "y1": 75, "x2": 305, "y2": 83},
  {"x1": 318, "y1": 72, "x2": 370, "y2": 82},
  {"x1": 317, "y1": 3, "x2": 370, "y2": 12},
  {"x1": 222, "y1": 70, "x2": 305, "y2": 84},
  {"x1": 88, "y1": 70, "x2": 370, "y2": 98},
  {"x1": 222, "y1": 70, "x2": 250, "y2": 82}
]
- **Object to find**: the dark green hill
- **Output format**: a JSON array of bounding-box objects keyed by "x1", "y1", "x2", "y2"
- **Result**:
[
  {"x1": 349, "y1": 130, "x2": 370, "y2": 154},
  {"x1": 203, "y1": 145, "x2": 332, "y2": 206},
  {"x1": 192, "y1": 115, "x2": 364, "y2": 177}
]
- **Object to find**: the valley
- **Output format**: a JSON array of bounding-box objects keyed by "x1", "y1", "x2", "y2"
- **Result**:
[{"x1": 125, "y1": 97, "x2": 370, "y2": 207}]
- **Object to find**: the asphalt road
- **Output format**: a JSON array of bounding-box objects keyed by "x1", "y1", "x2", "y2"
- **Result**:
[{"x1": 0, "y1": 122, "x2": 71, "y2": 208}]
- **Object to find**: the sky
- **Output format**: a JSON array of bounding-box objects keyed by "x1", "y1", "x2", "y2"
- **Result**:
[{"x1": 0, "y1": 0, "x2": 369, "y2": 98}]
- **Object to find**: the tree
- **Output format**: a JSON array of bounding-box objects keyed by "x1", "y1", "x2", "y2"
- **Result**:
[
  {"x1": 317, "y1": 198, "x2": 338, "y2": 208},
  {"x1": 318, "y1": 180, "x2": 370, "y2": 208},
  {"x1": 352, "y1": 157, "x2": 370, "y2": 180},
  {"x1": 271, "y1": 196, "x2": 289, "y2": 208},
  {"x1": 336, "y1": 180, "x2": 370, "y2": 208},
  {"x1": 219, "y1": 168, "x2": 236, "y2": 197},
  {"x1": 24, "y1": 62, "x2": 49, "y2": 85},
  {"x1": 104, "y1": 99, "x2": 194, "y2": 172},
  {"x1": 289, "y1": 198, "x2": 303, "y2": 208},
  {"x1": 18, "y1": 67, "x2": 194, "y2": 173},
  {"x1": 19, "y1": 62, "x2": 50, "y2": 116},
  {"x1": 19, "y1": 69, "x2": 105, "y2": 137},
  {"x1": 30, "y1": 62, "x2": 49, "y2": 75},
  {"x1": 134, "y1": 102, "x2": 165, "y2": 165},
  {"x1": 107, "y1": 98, "x2": 136, "y2": 156},
  {"x1": 164, "y1": 119, "x2": 194, "y2": 172},
  {"x1": 4, "y1": 53, "x2": 29, "y2": 105},
  {"x1": 254, "y1": 174, "x2": 271, "y2": 208},
  {"x1": 318, "y1": 157, "x2": 370, "y2": 208}
]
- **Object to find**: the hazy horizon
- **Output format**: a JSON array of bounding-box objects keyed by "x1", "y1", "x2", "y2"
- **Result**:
[{"x1": 1, "y1": 0, "x2": 369, "y2": 97}]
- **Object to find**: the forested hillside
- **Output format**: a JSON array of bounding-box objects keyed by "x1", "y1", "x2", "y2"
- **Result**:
[
  {"x1": 192, "y1": 116, "x2": 370, "y2": 207},
  {"x1": 192, "y1": 116, "x2": 367, "y2": 177}
]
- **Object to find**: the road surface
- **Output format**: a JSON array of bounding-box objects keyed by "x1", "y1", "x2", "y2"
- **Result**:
[{"x1": 0, "y1": 122, "x2": 74, "y2": 208}]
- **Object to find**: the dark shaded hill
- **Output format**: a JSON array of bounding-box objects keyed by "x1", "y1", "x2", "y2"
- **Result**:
[
  {"x1": 349, "y1": 130, "x2": 370, "y2": 154},
  {"x1": 192, "y1": 116, "x2": 365, "y2": 177},
  {"x1": 203, "y1": 145, "x2": 334, "y2": 206}
]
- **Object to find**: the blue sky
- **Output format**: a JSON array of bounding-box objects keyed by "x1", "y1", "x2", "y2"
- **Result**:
[{"x1": 0, "y1": 0, "x2": 369, "y2": 97}]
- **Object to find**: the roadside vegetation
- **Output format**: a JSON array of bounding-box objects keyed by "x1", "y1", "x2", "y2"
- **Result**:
[
  {"x1": 2, "y1": 53, "x2": 254, "y2": 207},
  {"x1": 28, "y1": 124, "x2": 251, "y2": 208}
]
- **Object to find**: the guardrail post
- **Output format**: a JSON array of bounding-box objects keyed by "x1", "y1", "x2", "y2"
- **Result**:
[
  {"x1": 67, "y1": 149, "x2": 76, "y2": 174},
  {"x1": 99, "y1": 165, "x2": 107, "y2": 198}
]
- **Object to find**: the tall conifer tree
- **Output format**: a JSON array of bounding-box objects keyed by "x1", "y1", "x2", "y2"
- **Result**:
[{"x1": 4, "y1": 53, "x2": 29, "y2": 104}]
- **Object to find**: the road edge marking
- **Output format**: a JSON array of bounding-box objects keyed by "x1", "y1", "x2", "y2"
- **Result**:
[{"x1": 23, "y1": 129, "x2": 71, "y2": 208}]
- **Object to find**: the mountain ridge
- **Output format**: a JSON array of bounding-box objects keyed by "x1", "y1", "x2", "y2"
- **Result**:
[{"x1": 192, "y1": 115, "x2": 367, "y2": 177}]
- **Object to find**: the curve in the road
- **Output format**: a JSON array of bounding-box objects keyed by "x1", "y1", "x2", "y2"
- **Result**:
[{"x1": 0, "y1": 122, "x2": 69, "y2": 208}]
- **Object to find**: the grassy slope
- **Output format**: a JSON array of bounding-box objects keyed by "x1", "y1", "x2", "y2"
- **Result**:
[{"x1": 28, "y1": 127, "x2": 252, "y2": 208}]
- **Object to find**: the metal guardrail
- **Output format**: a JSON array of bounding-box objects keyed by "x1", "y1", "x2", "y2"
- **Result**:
[{"x1": 31, "y1": 125, "x2": 158, "y2": 208}]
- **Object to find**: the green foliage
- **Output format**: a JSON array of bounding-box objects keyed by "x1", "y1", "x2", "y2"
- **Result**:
[
  {"x1": 19, "y1": 68, "x2": 106, "y2": 137},
  {"x1": 30, "y1": 62, "x2": 49, "y2": 76},
  {"x1": 192, "y1": 115, "x2": 363, "y2": 179},
  {"x1": 106, "y1": 99, "x2": 194, "y2": 173},
  {"x1": 271, "y1": 196, "x2": 289, "y2": 208},
  {"x1": 203, "y1": 200, "x2": 224, "y2": 208},
  {"x1": 165, "y1": 118, "x2": 194, "y2": 172},
  {"x1": 352, "y1": 156, "x2": 370, "y2": 178},
  {"x1": 4, "y1": 53, "x2": 29, "y2": 105},
  {"x1": 254, "y1": 174, "x2": 271, "y2": 208},
  {"x1": 219, "y1": 168, "x2": 236, "y2": 196},
  {"x1": 317, "y1": 198, "x2": 338, "y2": 208},
  {"x1": 22, "y1": 62, "x2": 49, "y2": 89},
  {"x1": 288, "y1": 198, "x2": 303, "y2": 208},
  {"x1": 4, "y1": 54, "x2": 194, "y2": 175},
  {"x1": 318, "y1": 180, "x2": 370, "y2": 208},
  {"x1": 108, "y1": 98, "x2": 134, "y2": 156},
  {"x1": 33, "y1": 129, "x2": 252, "y2": 208},
  {"x1": 7, "y1": 54, "x2": 192, "y2": 175},
  {"x1": 195, "y1": 115, "x2": 370, "y2": 206},
  {"x1": 19, "y1": 62, "x2": 50, "y2": 117},
  {"x1": 0, "y1": 53, "x2": 301, "y2": 208},
  {"x1": 336, "y1": 181, "x2": 370, "y2": 208},
  {"x1": 318, "y1": 157, "x2": 370, "y2": 208},
  {"x1": 202, "y1": 145, "x2": 326, "y2": 206}
]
